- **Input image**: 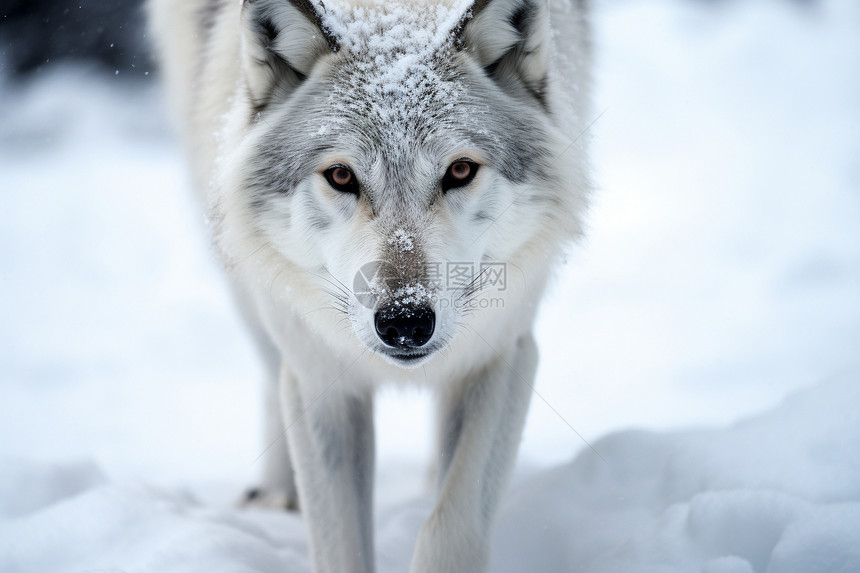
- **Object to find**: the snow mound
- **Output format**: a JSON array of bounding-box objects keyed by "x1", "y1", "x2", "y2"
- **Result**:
[
  {"x1": 493, "y1": 373, "x2": 860, "y2": 572},
  {"x1": 0, "y1": 481, "x2": 308, "y2": 573},
  {"x1": 2, "y1": 374, "x2": 858, "y2": 572},
  {"x1": 0, "y1": 458, "x2": 105, "y2": 520}
]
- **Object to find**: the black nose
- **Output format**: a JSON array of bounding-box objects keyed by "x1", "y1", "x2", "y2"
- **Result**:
[{"x1": 374, "y1": 305, "x2": 435, "y2": 349}]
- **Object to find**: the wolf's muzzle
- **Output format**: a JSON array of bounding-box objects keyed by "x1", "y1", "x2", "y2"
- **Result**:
[{"x1": 374, "y1": 304, "x2": 435, "y2": 349}]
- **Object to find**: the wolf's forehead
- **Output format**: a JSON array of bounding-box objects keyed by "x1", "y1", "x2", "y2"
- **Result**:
[
  {"x1": 327, "y1": 56, "x2": 464, "y2": 135},
  {"x1": 321, "y1": 0, "x2": 471, "y2": 51},
  {"x1": 321, "y1": 1, "x2": 470, "y2": 133}
]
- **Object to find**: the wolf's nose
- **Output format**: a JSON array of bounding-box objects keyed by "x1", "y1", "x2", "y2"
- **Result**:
[{"x1": 374, "y1": 305, "x2": 435, "y2": 349}]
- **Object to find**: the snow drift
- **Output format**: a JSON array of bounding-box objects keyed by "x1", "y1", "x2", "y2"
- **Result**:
[{"x1": 2, "y1": 375, "x2": 858, "y2": 572}]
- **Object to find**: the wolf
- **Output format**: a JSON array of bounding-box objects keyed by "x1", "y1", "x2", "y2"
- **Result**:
[{"x1": 148, "y1": 0, "x2": 591, "y2": 570}]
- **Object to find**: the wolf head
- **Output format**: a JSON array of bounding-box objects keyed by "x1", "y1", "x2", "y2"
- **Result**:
[{"x1": 219, "y1": 0, "x2": 589, "y2": 368}]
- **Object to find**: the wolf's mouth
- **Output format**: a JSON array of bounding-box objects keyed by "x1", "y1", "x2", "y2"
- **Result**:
[
  {"x1": 379, "y1": 349, "x2": 433, "y2": 368},
  {"x1": 390, "y1": 351, "x2": 428, "y2": 361}
]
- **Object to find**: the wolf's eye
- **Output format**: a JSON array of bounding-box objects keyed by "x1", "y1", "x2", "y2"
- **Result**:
[
  {"x1": 323, "y1": 165, "x2": 359, "y2": 194},
  {"x1": 442, "y1": 160, "x2": 479, "y2": 192}
]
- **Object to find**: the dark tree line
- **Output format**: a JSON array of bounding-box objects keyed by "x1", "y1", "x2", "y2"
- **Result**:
[
  {"x1": 0, "y1": 0, "x2": 821, "y2": 79},
  {"x1": 0, "y1": 0, "x2": 152, "y2": 77}
]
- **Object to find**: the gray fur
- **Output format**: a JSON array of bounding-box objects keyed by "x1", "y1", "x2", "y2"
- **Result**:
[
  {"x1": 437, "y1": 390, "x2": 466, "y2": 485},
  {"x1": 197, "y1": 0, "x2": 225, "y2": 42}
]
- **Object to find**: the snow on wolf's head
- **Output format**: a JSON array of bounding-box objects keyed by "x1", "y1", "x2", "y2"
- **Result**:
[{"x1": 219, "y1": 0, "x2": 589, "y2": 368}]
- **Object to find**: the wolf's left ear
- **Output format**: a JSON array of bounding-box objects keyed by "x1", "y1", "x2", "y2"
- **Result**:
[
  {"x1": 457, "y1": 0, "x2": 551, "y2": 108},
  {"x1": 241, "y1": 0, "x2": 338, "y2": 112}
]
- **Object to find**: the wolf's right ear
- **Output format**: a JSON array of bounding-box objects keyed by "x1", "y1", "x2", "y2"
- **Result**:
[{"x1": 241, "y1": 0, "x2": 338, "y2": 113}]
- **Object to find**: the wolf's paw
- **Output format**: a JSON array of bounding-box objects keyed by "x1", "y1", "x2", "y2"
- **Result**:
[{"x1": 239, "y1": 487, "x2": 300, "y2": 512}]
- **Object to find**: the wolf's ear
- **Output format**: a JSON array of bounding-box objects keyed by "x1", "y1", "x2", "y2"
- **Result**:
[
  {"x1": 458, "y1": 0, "x2": 551, "y2": 108},
  {"x1": 241, "y1": 0, "x2": 338, "y2": 112}
]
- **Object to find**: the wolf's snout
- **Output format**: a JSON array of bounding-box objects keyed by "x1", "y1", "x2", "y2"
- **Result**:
[{"x1": 374, "y1": 305, "x2": 435, "y2": 349}]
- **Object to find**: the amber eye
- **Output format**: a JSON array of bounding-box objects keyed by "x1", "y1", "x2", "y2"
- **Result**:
[
  {"x1": 442, "y1": 159, "x2": 479, "y2": 192},
  {"x1": 323, "y1": 164, "x2": 359, "y2": 194},
  {"x1": 451, "y1": 161, "x2": 471, "y2": 179}
]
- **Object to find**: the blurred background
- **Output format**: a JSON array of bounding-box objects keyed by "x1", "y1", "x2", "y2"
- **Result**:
[
  {"x1": 1, "y1": 0, "x2": 858, "y2": 497},
  {"x1": 0, "y1": 0, "x2": 152, "y2": 77}
]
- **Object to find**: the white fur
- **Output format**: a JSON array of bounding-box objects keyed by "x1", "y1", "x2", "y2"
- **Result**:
[{"x1": 148, "y1": 0, "x2": 591, "y2": 571}]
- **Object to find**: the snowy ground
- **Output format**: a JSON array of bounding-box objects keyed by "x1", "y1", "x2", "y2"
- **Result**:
[{"x1": 1, "y1": 0, "x2": 859, "y2": 571}]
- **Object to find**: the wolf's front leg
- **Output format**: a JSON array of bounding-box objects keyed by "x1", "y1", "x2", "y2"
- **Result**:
[
  {"x1": 280, "y1": 364, "x2": 375, "y2": 573},
  {"x1": 249, "y1": 371, "x2": 299, "y2": 510},
  {"x1": 411, "y1": 333, "x2": 537, "y2": 573}
]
